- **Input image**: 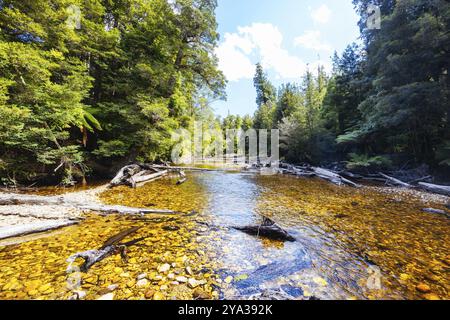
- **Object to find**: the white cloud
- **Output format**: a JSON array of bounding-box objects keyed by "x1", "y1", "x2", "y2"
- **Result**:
[
  {"x1": 311, "y1": 4, "x2": 332, "y2": 24},
  {"x1": 216, "y1": 23, "x2": 308, "y2": 81},
  {"x1": 294, "y1": 30, "x2": 333, "y2": 52},
  {"x1": 215, "y1": 33, "x2": 255, "y2": 82}
]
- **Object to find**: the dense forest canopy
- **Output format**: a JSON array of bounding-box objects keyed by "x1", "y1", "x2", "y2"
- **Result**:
[
  {"x1": 253, "y1": 0, "x2": 449, "y2": 178},
  {"x1": 0, "y1": 0, "x2": 225, "y2": 185},
  {"x1": 0, "y1": 0, "x2": 449, "y2": 185}
]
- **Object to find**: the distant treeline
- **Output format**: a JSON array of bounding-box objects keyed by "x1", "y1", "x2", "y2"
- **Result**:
[{"x1": 247, "y1": 0, "x2": 449, "y2": 178}]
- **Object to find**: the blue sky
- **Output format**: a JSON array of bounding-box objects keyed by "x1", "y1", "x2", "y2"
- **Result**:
[{"x1": 211, "y1": 0, "x2": 361, "y2": 118}]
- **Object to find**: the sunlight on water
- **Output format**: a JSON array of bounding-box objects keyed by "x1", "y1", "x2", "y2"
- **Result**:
[{"x1": 0, "y1": 172, "x2": 448, "y2": 300}]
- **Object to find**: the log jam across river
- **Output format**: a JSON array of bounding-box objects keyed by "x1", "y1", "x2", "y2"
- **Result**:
[{"x1": 0, "y1": 172, "x2": 448, "y2": 300}]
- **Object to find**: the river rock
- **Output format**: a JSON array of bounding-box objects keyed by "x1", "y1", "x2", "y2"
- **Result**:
[
  {"x1": 422, "y1": 293, "x2": 440, "y2": 300},
  {"x1": 224, "y1": 276, "x2": 233, "y2": 284},
  {"x1": 193, "y1": 288, "x2": 211, "y2": 300},
  {"x1": 73, "y1": 290, "x2": 86, "y2": 300},
  {"x1": 136, "y1": 279, "x2": 149, "y2": 288},
  {"x1": 153, "y1": 292, "x2": 165, "y2": 300},
  {"x1": 416, "y1": 283, "x2": 431, "y2": 293},
  {"x1": 107, "y1": 284, "x2": 119, "y2": 291},
  {"x1": 145, "y1": 289, "x2": 156, "y2": 299},
  {"x1": 97, "y1": 293, "x2": 114, "y2": 300},
  {"x1": 176, "y1": 276, "x2": 188, "y2": 283},
  {"x1": 185, "y1": 266, "x2": 194, "y2": 275},
  {"x1": 188, "y1": 278, "x2": 201, "y2": 288},
  {"x1": 158, "y1": 263, "x2": 171, "y2": 273},
  {"x1": 137, "y1": 273, "x2": 147, "y2": 280}
]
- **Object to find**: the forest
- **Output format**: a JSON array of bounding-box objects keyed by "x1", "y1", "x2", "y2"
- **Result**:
[{"x1": 0, "y1": 0, "x2": 449, "y2": 185}]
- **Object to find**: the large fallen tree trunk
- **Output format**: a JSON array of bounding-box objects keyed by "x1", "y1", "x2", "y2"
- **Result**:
[
  {"x1": 0, "y1": 192, "x2": 180, "y2": 216},
  {"x1": 418, "y1": 182, "x2": 450, "y2": 196},
  {"x1": 312, "y1": 167, "x2": 361, "y2": 188},
  {"x1": 131, "y1": 170, "x2": 169, "y2": 188},
  {"x1": 0, "y1": 220, "x2": 79, "y2": 240},
  {"x1": 279, "y1": 163, "x2": 360, "y2": 188},
  {"x1": 108, "y1": 164, "x2": 168, "y2": 188}
]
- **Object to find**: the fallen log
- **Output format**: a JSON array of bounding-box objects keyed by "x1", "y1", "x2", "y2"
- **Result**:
[
  {"x1": 109, "y1": 165, "x2": 142, "y2": 188},
  {"x1": 131, "y1": 170, "x2": 168, "y2": 188},
  {"x1": 418, "y1": 182, "x2": 450, "y2": 196},
  {"x1": 279, "y1": 163, "x2": 360, "y2": 188},
  {"x1": 0, "y1": 192, "x2": 180, "y2": 216},
  {"x1": 422, "y1": 208, "x2": 449, "y2": 218},
  {"x1": 0, "y1": 220, "x2": 79, "y2": 240},
  {"x1": 176, "y1": 170, "x2": 187, "y2": 185},
  {"x1": 379, "y1": 173, "x2": 412, "y2": 188},
  {"x1": 0, "y1": 193, "x2": 64, "y2": 206},
  {"x1": 67, "y1": 227, "x2": 144, "y2": 272},
  {"x1": 233, "y1": 216, "x2": 296, "y2": 242},
  {"x1": 312, "y1": 167, "x2": 360, "y2": 188},
  {"x1": 77, "y1": 204, "x2": 180, "y2": 216}
]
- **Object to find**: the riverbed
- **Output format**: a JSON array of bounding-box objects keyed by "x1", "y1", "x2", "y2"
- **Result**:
[{"x1": 0, "y1": 172, "x2": 448, "y2": 300}]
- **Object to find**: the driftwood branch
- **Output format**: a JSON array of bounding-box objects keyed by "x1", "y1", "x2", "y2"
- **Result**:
[
  {"x1": 418, "y1": 182, "x2": 450, "y2": 196},
  {"x1": 233, "y1": 215, "x2": 296, "y2": 242},
  {"x1": 0, "y1": 193, "x2": 180, "y2": 216},
  {"x1": 176, "y1": 170, "x2": 187, "y2": 185},
  {"x1": 0, "y1": 220, "x2": 79, "y2": 240},
  {"x1": 67, "y1": 227, "x2": 144, "y2": 272},
  {"x1": 280, "y1": 163, "x2": 360, "y2": 188},
  {"x1": 378, "y1": 173, "x2": 412, "y2": 188}
]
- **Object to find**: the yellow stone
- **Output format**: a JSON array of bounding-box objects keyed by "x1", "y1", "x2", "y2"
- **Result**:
[
  {"x1": 153, "y1": 292, "x2": 165, "y2": 300},
  {"x1": 38, "y1": 284, "x2": 52, "y2": 293},
  {"x1": 400, "y1": 274, "x2": 410, "y2": 281}
]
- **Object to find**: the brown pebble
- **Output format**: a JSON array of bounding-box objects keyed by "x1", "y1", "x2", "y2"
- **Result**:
[
  {"x1": 192, "y1": 288, "x2": 211, "y2": 300},
  {"x1": 145, "y1": 289, "x2": 156, "y2": 299},
  {"x1": 416, "y1": 283, "x2": 431, "y2": 293}
]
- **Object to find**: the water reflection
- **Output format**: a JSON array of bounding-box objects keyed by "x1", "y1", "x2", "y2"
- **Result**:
[{"x1": 0, "y1": 172, "x2": 448, "y2": 300}]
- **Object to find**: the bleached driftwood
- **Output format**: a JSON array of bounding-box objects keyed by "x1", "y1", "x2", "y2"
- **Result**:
[
  {"x1": 279, "y1": 163, "x2": 360, "y2": 188},
  {"x1": 312, "y1": 167, "x2": 361, "y2": 188},
  {"x1": 0, "y1": 193, "x2": 179, "y2": 216},
  {"x1": 379, "y1": 173, "x2": 412, "y2": 188},
  {"x1": 0, "y1": 220, "x2": 79, "y2": 240},
  {"x1": 132, "y1": 170, "x2": 168, "y2": 188},
  {"x1": 418, "y1": 182, "x2": 450, "y2": 196}
]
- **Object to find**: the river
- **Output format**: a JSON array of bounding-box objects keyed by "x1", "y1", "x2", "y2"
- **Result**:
[{"x1": 0, "y1": 172, "x2": 448, "y2": 300}]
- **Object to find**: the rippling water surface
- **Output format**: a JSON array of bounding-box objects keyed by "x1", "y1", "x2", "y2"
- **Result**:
[{"x1": 0, "y1": 172, "x2": 448, "y2": 300}]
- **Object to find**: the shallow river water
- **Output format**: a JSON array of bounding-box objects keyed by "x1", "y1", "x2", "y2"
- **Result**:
[{"x1": 0, "y1": 172, "x2": 448, "y2": 300}]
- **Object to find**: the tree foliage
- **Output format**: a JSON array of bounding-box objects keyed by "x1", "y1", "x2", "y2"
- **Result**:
[{"x1": 0, "y1": 0, "x2": 225, "y2": 184}]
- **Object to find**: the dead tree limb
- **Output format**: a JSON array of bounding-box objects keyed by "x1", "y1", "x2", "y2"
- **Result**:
[
  {"x1": 176, "y1": 170, "x2": 187, "y2": 185},
  {"x1": 0, "y1": 192, "x2": 180, "y2": 216},
  {"x1": 418, "y1": 182, "x2": 450, "y2": 196},
  {"x1": 0, "y1": 220, "x2": 79, "y2": 240},
  {"x1": 378, "y1": 173, "x2": 412, "y2": 188},
  {"x1": 233, "y1": 215, "x2": 296, "y2": 242},
  {"x1": 67, "y1": 227, "x2": 144, "y2": 272}
]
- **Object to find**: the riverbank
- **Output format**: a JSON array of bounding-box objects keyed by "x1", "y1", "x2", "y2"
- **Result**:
[{"x1": 0, "y1": 185, "x2": 106, "y2": 230}]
